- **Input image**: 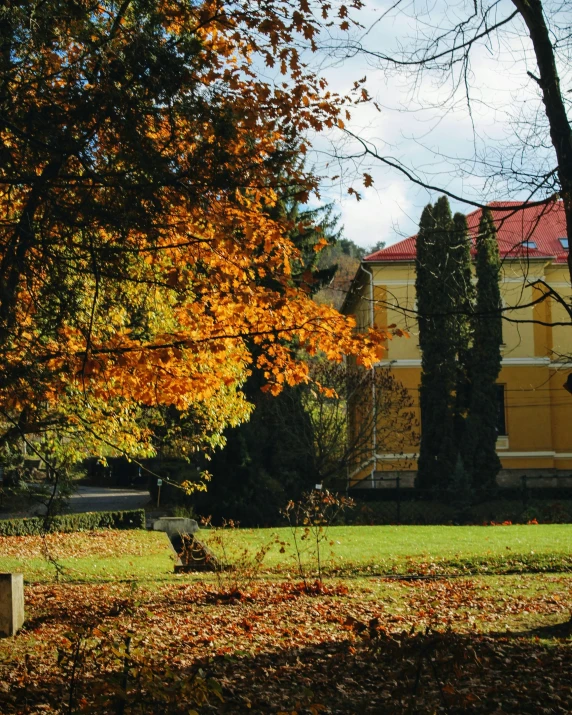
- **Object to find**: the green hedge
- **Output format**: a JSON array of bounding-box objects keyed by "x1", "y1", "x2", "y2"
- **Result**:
[
  {"x1": 343, "y1": 499, "x2": 572, "y2": 525},
  {"x1": 0, "y1": 509, "x2": 146, "y2": 536}
]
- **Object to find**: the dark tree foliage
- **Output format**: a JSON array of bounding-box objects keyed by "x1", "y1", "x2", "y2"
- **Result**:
[
  {"x1": 463, "y1": 208, "x2": 503, "y2": 491},
  {"x1": 191, "y1": 198, "x2": 345, "y2": 524},
  {"x1": 416, "y1": 199, "x2": 503, "y2": 492},
  {"x1": 192, "y1": 372, "x2": 316, "y2": 526},
  {"x1": 416, "y1": 199, "x2": 457, "y2": 489},
  {"x1": 265, "y1": 162, "x2": 345, "y2": 294},
  {"x1": 317, "y1": 236, "x2": 382, "y2": 268},
  {"x1": 313, "y1": 235, "x2": 376, "y2": 310},
  {"x1": 415, "y1": 197, "x2": 473, "y2": 490},
  {"x1": 452, "y1": 212, "x2": 475, "y2": 446},
  {"x1": 290, "y1": 201, "x2": 344, "y2": 293},
  {"x1": 339, "y1": 238, "x2": 367, "y2": 259}
]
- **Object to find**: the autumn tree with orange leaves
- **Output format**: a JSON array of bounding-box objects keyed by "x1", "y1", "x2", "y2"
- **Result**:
[{"x1": 0, "y1": 0, "x2": 389, "y2": 483}]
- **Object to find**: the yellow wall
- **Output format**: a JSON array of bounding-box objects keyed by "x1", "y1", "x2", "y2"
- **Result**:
[
  {"x1": 370, "y1": 259, "x2": 555, "y2": 362},
  {"x1": 499, "y1": 364, "x2": 553, "y2": 454},
  {"x1": 346, "y1": 256, "x2": 572, "y2": 480},
  {"x1": 544, "y1": 265, "x2": 572, "y2": 358}
]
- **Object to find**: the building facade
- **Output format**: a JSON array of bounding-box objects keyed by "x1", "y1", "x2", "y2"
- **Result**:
[{"x1": 343, "y1": 201, "x2": 572, "y2": 488}]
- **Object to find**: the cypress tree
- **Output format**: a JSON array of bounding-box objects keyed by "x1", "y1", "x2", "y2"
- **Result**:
[
  {"x1": 415, "y1": 199, "x2": 474, "y2": 491},
  {"x1": 451, "y1": 212, "x2": 475, "y2": 444},
  {"x1": 416, "y1": 202, "x2": 437, "y2": 489},
  {"x1": 415, "y1": 197, "x2": 459, "y2": 490},
  {"x1": 463, "y1": 208, "x2": 503, "y2": 491}
]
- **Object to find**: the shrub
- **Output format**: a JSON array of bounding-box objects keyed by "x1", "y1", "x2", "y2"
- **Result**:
[
  {"x1": 281, "y1": 489, "x2": 355, "y2": 588},
  {"x1": 0, "y1": 509, "x2": 146, "y2": 536}
]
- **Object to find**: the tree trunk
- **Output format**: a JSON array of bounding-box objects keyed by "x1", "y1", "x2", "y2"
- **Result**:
[
  {"x1": 0, "y1": 159, "x2": 63, "y2": 343},
  {"x1": 512, "y1": 0, "x2": 572, "y2": 285}
]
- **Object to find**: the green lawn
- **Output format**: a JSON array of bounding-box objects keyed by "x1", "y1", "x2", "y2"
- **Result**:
[
  {"x1": 0, "y1": 529, "x2": 175, "y2": 583},
  {"x1": 1, "y1": 523, "x2": 571, "y2": 584},
  {"x1": 200, "y1": 523, "x2": 572, "y2": 576},
  {"x1": 1, "y1": 527, "x2": 571, "y2": 714}
]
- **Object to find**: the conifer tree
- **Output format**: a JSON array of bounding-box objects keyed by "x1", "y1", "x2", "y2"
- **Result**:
[
  {"x1": 463, "y1": 209, "x2": 503, "y2": 491},
  {"x1": 198, "y1": 196, "x2": 343, "y2": 521},
  {"x1": 415, "y1": 198, "x2": 457, "y2": 489},
  {"x1": 0, "y1": 0, "x2": 387, "y2": 475},
  {"x1": 415, "y1": 198, "x2": 474, "y2": 490},
  {"x1": 416, "y1": 200, "x2": 502, "y2": 493},
  {"x1": 452, "y1": 212, "x2": 475, "y2": 444},
  {"x1": 416, "y1": 202, "x2": 439, "y2": 489}
]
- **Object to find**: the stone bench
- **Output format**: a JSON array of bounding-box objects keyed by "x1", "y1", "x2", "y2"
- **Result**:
[
  {"x1": 152, "y1": 517, "x2": 198, "y2": 540},
  {"x1": 0, "y1": 573, "x2": 24, "y2": 637},
  {"x1": 151, "y1": 518, "x2": 220, "y2": 572}
]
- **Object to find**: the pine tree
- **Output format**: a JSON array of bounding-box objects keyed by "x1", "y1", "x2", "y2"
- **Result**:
[
  {"x1": 463, "y1": 208, "x2": 503, "y2": 492},
  {"x1": 198, "y1": 192, "x2": 345, "y2": 522}
]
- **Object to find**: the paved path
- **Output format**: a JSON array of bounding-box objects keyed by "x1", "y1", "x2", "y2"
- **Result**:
[
  {"x1": 67, "y1": 486, "x2": 150, "y2": 513},
  {"x1": 0, "y1": 486, "x2": 150, "y2": 519}
]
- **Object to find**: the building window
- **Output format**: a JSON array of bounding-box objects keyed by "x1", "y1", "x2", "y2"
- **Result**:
[
  {"x1": 559, "y1": 237, "x2": 569, "y2": 249},
  {"x1": 523, "y1": 240, "x2": 537, "y2": 249},
  {"x1": 496, "y1": 384, "x2": 507, "y2": 436}
]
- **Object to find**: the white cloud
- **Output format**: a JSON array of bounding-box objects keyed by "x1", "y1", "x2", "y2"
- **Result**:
[
  {"x1": 298, "y1": 0, "x2": 563, "y2": 249},
  {"x1": 336, "y1": 179, "x2": 413, "y2": 248}
]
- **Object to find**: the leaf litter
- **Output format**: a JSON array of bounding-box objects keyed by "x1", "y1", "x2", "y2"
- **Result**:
[{"x1": 1, "y1": 575, "x2": 571, "y2": 713}]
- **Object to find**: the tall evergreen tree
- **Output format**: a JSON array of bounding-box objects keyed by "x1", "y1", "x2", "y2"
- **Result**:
[
  {"x1": 416, "y1": 198, "x2": 457, "y2": 489},
  {"x1": 463, "y1": 209, "x2": 503, "y2": 491},
  {"x1": 194, "y1": 194, "x2": 344, "y2": 523},
  {"x1": 415, "y1": 198, "x2": 473, "y2": 490},
  {"x1": 452, "y1": 212, "x2": 475, "y2": 445},
  {"x1": 193, "y1": 372, "x2": 316, "y2": 525}
]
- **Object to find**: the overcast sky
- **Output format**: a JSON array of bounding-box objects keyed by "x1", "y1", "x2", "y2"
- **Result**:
[{"x1": 295, "y1": 0, "x2": 567, "y2": 249}]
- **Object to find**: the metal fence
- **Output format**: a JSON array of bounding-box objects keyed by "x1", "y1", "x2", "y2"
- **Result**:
[{"x1": 346, "y1": 474, "x2": 572, "y2": 525}]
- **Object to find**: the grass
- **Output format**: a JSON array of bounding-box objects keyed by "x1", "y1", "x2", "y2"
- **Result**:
[
  {"x1": 1, "y1": 527, "x2": 571, "y2": 713},
  {"x1": 1, "y1": 523, "x2": 571, "y2": 583},
  {"x1": 0, "y1": 529, "x2": 175, "y2": 583},
  {"x1": 200, "y1": 523, "x2": 572, "y2": 576}
]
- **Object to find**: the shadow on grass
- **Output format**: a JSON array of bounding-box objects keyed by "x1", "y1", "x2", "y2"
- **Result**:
[
  {"x1": 3, "y1": 623, "x2": 572, "y2": 714},
  {"x1": 486, "y1": 617, "x2": 572, "y2": 641}
]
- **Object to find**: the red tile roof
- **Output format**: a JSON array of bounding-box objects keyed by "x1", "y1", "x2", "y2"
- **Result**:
[{"x1": 365, "y1": 201, "x2": 568, "y2": 264}]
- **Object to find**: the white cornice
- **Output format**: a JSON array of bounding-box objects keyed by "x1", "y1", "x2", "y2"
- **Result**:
[
  {"x1": 378, "y1": 357, "x2": 553, "y2": 368},
  {"x1": 373, "y1": 280, "x2": 412, "y2": 286},
  {"x1": 502, "y1": 357, "x2": 551, "y2": 366},
  {"x1": 372, "y1": 451, "x2": 572, "y2": 460}
]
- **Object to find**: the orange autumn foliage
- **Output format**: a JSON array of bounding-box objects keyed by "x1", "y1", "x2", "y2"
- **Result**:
[{"x1": 0, "y1": 0, "x2": 388, "y2": 459}]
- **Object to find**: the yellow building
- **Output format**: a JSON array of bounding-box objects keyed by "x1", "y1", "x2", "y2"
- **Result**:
[{"x1": 343, "y1": 201, "x2": 572, "y2": 488}]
